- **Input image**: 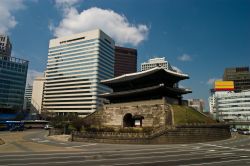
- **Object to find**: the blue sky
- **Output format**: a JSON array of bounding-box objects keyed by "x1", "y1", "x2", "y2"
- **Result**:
[{"x1": 1, "y1": 0, "x2": 250, "y2": 110}]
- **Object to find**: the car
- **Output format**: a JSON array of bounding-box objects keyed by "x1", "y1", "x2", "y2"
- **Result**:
[
  {"x1": 44, "y1": 124, "x2": 53, "y2": 130},
  {"x1": 237, "y1": 129, "x2": 250, "y2": 135},
  {"x1": 230, "y1": 128, "x2": 237, "y2": 132},
  {"x1": 242, "y1": 130, "x2": 250, "y2": 135}
]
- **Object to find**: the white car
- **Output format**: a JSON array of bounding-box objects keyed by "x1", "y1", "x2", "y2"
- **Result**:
[
  {"x1": 243, "y1": 130, "x2": 250, "y2": 135},
  {"x1": 44, "y1": 124, "x2": 53, "y2": 130}
]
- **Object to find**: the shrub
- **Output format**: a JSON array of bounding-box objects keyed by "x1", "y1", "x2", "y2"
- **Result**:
[
  {"x1": 98, "y1": 127, "x2": 115, "y2": 132},
  {"x1": 71, "y1": 117, "x2": 85, "y2": 132},
  {"x1": 119, "y1": 127, "x2": 143, "y2": 133},
  {"x1": 142, "y1": 127, "x2": 153, "y2": 133},
  {"x1": 85, "y1": 127, "x2": 98, "y2": 132}
]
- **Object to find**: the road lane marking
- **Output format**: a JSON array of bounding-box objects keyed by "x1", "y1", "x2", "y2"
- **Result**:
[
  {"x1": 0, "y1": 147, "x2": 237, "y2": 164},
  {"x1": 59, "y1": 142, "x2": 66, "y2": 145},
  {"x1": 37, "y1": 140, "x2": 50, "y2": 143},
  {"x1": 0, "y1": 152, "x2": 244, "y2": 166},
  {"x1": 0, "y1": 145, "x2": 240, "y2": 159},
  {"x1": 180, "y1": 158, "x2": 250, "y2": 166},
  {"x1": 199, "y1": 143, "x2": 250, "y2": 152},
  {"x1": 68, "y1": 143, "x2": 97, "y2": 148}
]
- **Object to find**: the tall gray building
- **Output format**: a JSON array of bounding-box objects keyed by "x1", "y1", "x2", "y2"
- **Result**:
[
  {"x1": 23, "y1": 85, "x2": 33, "y2": 111},
  {"x1": 43, "y1": 29, "x2": 114, "y2": 116},
  {"x1": 0, "y1": 35, "x2": 12, "y2": 57},
  {"x1": 0, "y1": 35, "x2": 28, "y2": 111}
]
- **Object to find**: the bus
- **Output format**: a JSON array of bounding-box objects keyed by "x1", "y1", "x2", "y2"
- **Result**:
[{"x1": 0, "y1": 121, "x2": 24, "y2": 131}]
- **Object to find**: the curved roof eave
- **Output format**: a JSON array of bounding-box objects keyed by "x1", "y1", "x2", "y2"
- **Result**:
[{"x1": 101, "y1": 67, "x2": 189, "y2": 84}]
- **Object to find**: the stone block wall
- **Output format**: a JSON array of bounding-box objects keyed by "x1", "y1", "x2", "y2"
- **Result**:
[
  {"x1": 72, "y1": 124, "x2": 231, "y2": 144},
  {"x1": 101, "y1": 99, "x2": 172, "y2": 128},
  {"x1": 152, "y1": 125, "x2": 231, "y2": 144}
]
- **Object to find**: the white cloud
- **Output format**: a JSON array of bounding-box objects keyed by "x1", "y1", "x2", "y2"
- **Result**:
[
  {"x1": 0, "y1": 0, "x2": 25, "y2": 34},
  {"x1": 53, "y1": 7, "x2": 149, "y2": 46},
  {"x1": 48, "y1": 20, "x2": 55, "y2": 32},
  {"x1": 207, "y1": 78, "x2": 221, "y2": 85},
  {"x1": 26, "y1": 69, "x2": 44, "y2": 86},
  {"x1": 55, "y1": 0, "x2": 81, "y2": 8},
  {"x1": 178, "y1": 54, "x2": 192, "y2": 62},
  {"x1": 54, "y1": 0, "x2": 81, "y2": 14}
]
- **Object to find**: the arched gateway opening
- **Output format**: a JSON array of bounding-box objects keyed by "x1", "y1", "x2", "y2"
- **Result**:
[{"x1": 123, "y1": 113, "x2": 134, "y2": 127}]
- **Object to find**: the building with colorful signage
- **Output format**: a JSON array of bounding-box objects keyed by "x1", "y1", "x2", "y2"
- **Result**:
[
  {"x1": 209, "y1": 79, "x2": 250, "y2": 128},
  {"x1": 214, "y1": 81, "x2": 234, "y2": 91}
]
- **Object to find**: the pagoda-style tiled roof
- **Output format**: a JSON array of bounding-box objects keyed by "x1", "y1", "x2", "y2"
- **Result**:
[
  {"x1": 100, "y1": 83, "x2": 191, "y2": 103},
  {"x1": 101, "y1": 83, "x2": 191, "y2": 97},
  {"x1": 101, "y1": 67, "x2": 189, "y2": 86}
]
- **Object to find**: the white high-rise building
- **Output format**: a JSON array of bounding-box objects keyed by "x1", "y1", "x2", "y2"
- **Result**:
[
  {"x1": 208, "y1": 89, "x2": 216, "y2": 118},
  {"x1": 141, "y1": 57, "x2": 174, "y2": 71},
  {"x1": 31, "y1": 76, "x2": 45, "y2": 114},
  {"x1": 43, "y1": 29, "x2": 115, "y2": 116},
  {"x1": 23, "y1": 85, "x2": 33, "y2": 110}
]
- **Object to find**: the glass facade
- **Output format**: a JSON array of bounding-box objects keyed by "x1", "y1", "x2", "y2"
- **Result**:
[
  {"x1": 43, "y1": 29, "x2": 114, "y2": 115},
  {"x1": 0, "y1": 55, "x2": 28, "y2": 111}
]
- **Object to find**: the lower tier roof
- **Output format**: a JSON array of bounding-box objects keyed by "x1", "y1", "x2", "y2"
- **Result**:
[{"x1": 100, "y1": 84, "x2": 192, "y2": 103}]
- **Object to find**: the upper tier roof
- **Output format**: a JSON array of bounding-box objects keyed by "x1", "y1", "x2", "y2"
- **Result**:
[{"x1": 101, "y1": 67, "x2": 189, "y2": 85}]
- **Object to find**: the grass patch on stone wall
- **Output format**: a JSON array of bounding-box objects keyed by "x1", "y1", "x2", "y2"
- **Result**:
[{"x1": 172, "y1": 105, "x2": 216, "y2": 125}]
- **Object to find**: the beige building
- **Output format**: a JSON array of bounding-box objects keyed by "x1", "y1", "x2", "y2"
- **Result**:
[
  {"x1": 188, "y1": 99, "x2": 205, "y2": 112},
  {"x1": 31, "y1": 76, "x2": 45, "y2": 114}
]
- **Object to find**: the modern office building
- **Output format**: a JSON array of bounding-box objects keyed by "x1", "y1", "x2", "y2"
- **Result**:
[
  {"x1": 215, "y1": 90, "x2": 250, "y2": 123},
  {"x1": 31, "y1": 76, "x2": 45, "y2": 114},
  {"x1": 188, "y1": 99, "x2": 205, "y2": 112},
  {"x1": 43, "y1": 29, "x2": 115, "y2": 116},
  {"x1": 114, "y1": 46, "x2": 137, "y2": 77},
  {"x1": 223, "y1": 67, "x2": 250, "y2": 91},
  {"x1": 208, "y1": 89, "x2": 216, "y2": 115},
  {"x1": 0, "y1": 35, "x2": 12, "y2": 57},
  {"x1": 209, "y1": 80, "x2": 250, "y2": 128},
  {"x1": 23, "y1": 84, "x2": 33, "y2": 111},
  {"x1": 141, "y1": 57, "x2": 174, "y2": 71},
  {"x1": 0, "y1": 55, "x2": 29, "y2": 111}
]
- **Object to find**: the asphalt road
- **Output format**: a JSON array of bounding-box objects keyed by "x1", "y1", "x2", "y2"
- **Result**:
[{"x1": 1, "y1": 130, "x2": 250, "y2": 166}]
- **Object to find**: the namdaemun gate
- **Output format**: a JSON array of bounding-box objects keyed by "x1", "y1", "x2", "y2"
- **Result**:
[{"x1": 96, "y1": 66, "x2": 192, "y2": 129}]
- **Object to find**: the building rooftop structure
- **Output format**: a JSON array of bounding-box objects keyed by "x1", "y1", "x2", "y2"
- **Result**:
[
  {"x1": 101, "y1": 67, "x2": 191, "y2": 103},
  {"x1": 141, "y1": 57, "x2": 175, "y2": 72},
  {"x1": 0, "y1": 35, "x2": 12, "y2": 57}
]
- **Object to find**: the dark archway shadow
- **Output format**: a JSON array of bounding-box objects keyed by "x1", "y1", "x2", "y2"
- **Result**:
[{"x1": 123, "y1": 113, "x2": 134, "y2": 127}]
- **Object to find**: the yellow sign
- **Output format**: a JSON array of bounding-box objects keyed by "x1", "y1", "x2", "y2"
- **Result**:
[{"x1": 215, "y1": 81, "x2": 234, "y2": 91}]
